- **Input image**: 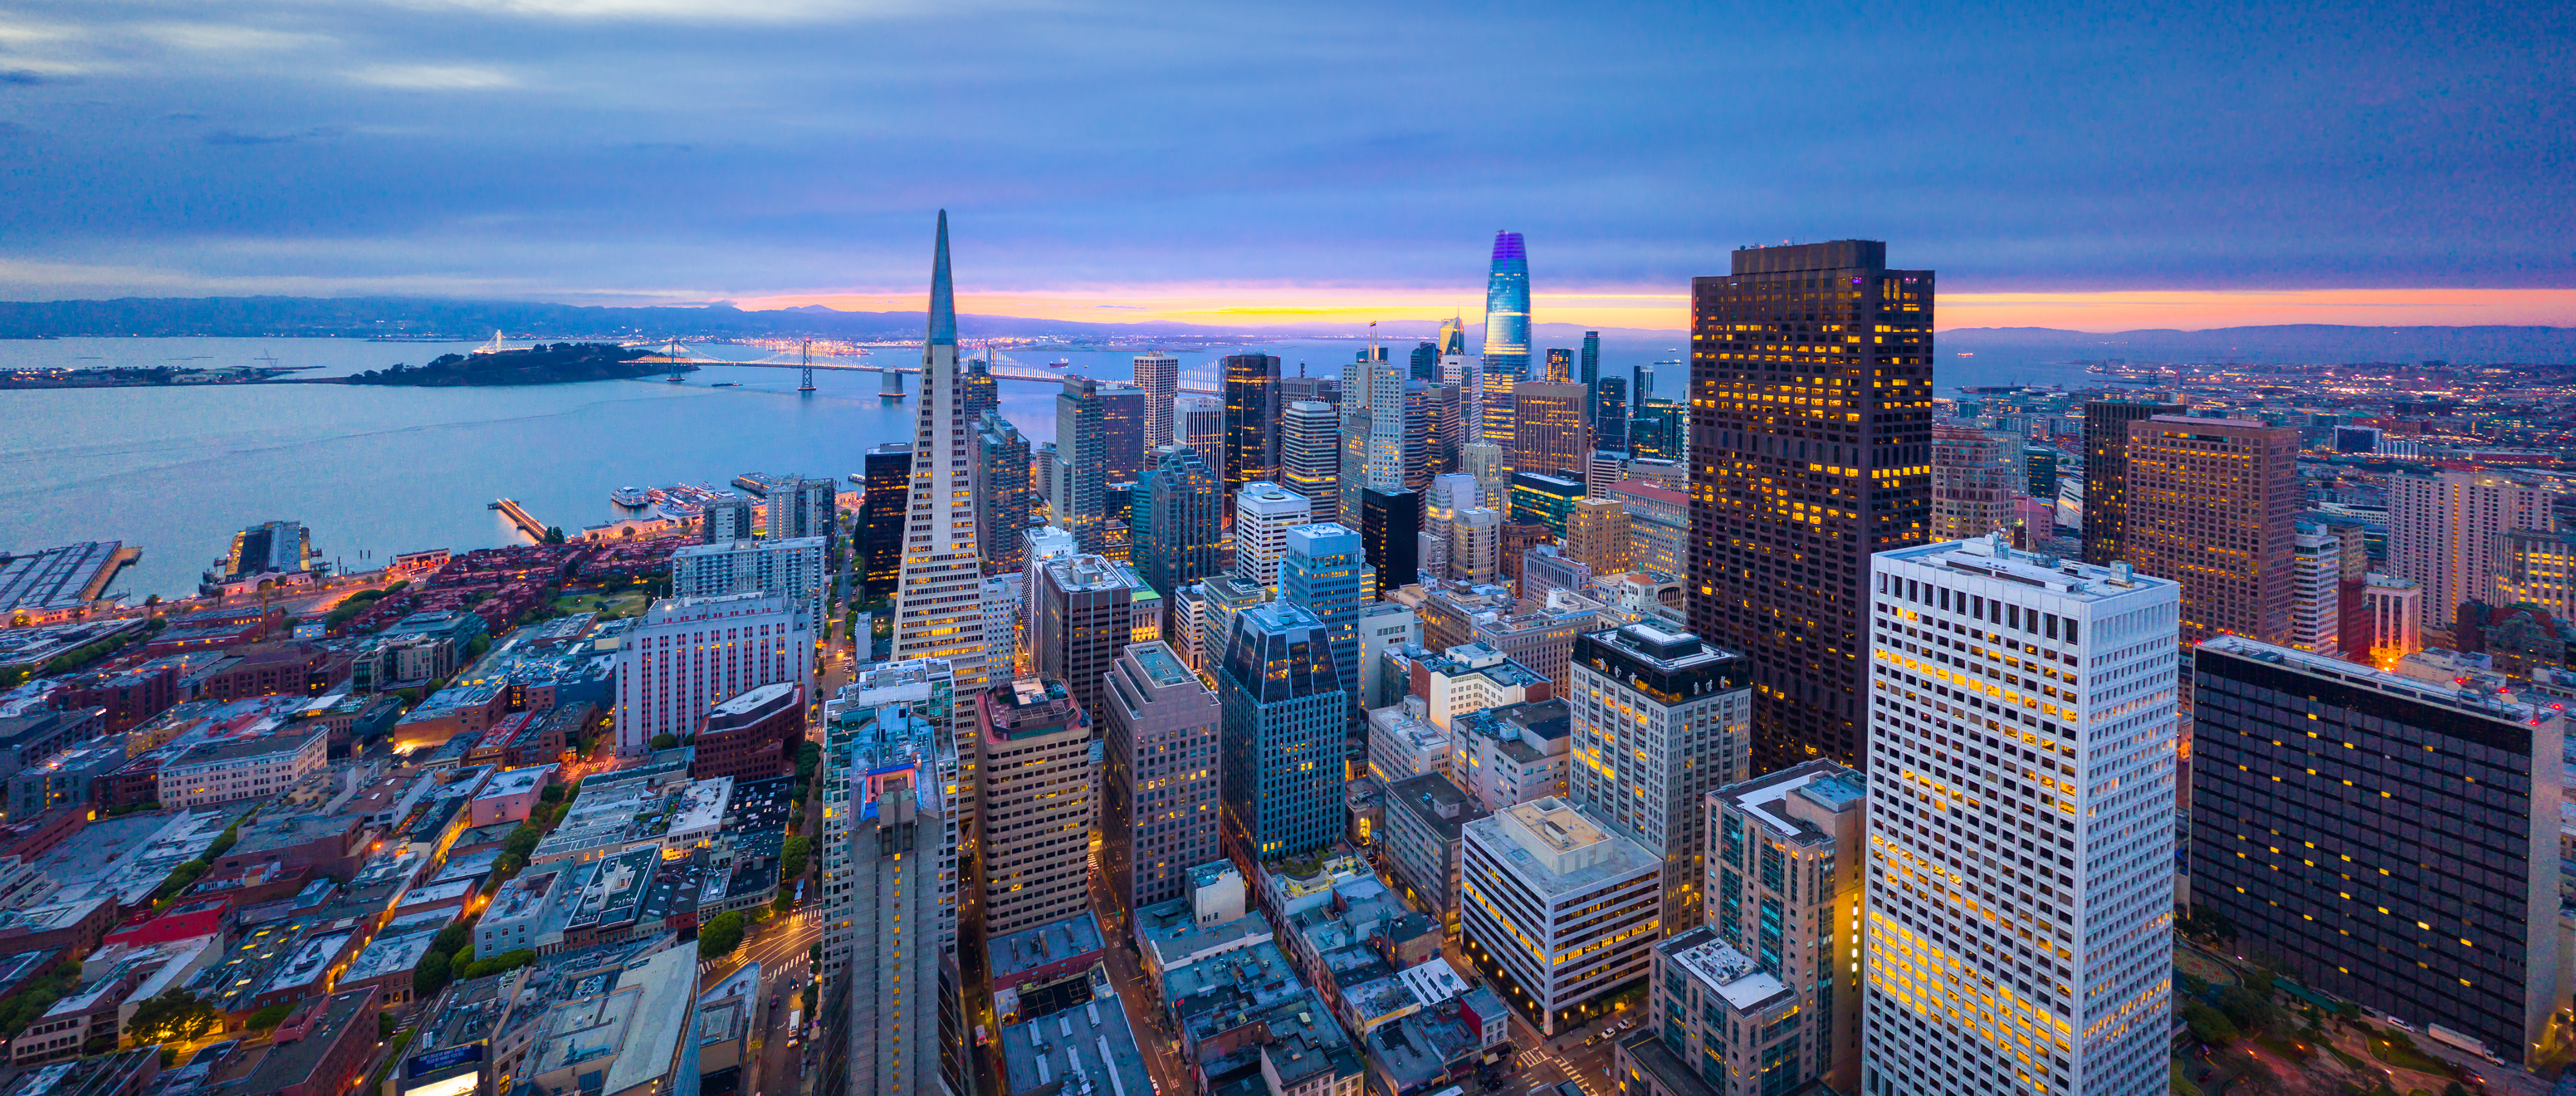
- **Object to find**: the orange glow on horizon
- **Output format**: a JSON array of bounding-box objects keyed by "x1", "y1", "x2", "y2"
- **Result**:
[{"x1": 727, "y1": 286, "x2": 2576, "y2": 334}]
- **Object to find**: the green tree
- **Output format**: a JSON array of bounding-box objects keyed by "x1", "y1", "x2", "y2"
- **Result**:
[
  {"x1": 698, "y1": 911, "x2": 746, "y2": 958},
  {"x1": 540, "y1": 782, "x2": 566, "y2": 803},
  {"x1": 2216, "y1": 986, "x2": 2278, "y2": 1037},
  {"x1": 379, "y1": 1011, "x2": 396, "y2": 1039},
  {"x1": 502, "y1": 824, "x2": 542, "y2": 861},
  {"x1": 2183, "y1": 1002, "x2": 2239, "y2": 1045},
  {"x1": 780, "y1": 835, "x2": 810, "y2": 883},
  {"x1": 450, "y1": 946, "x2": 476, "y2": 973},
  {"x1": 245, "y1": 1002, "x2": 296, "y2": 1031},
  {"x1": 412, "y1": 949, "x2": 452, "y2": 999},
  {"x1": 541, "y1": 526, "x2": 567, "y2": 545},
  {"x1": 126, "y1": 990, "x2": 221, "y2": 1043},
  {"x1": 651, "y1": 732, "x2": 680, "y2": 751},
  {"x1": 462, "y1": 950, "x2": 536, "y2": 980},
  {"x1": 430, "y1": 922, "x2": 472, "y2": 958}
]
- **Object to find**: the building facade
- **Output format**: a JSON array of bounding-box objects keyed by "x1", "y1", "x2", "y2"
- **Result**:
[
  {"x1": 1862, "y1": 536, "x2": 2179, "y2": 1096},
  {"x1": 1135, "y1": 445, "x2": 1224, "y2": 599},
  {"x1": 1563, "y1": 624, "x2": 1751, "y2": 931},
  {"x1": 1101, "y1": 641, "x2": 1222, "y2": 916},
  {"x1": 2122, "y1": 415, "x2": 2300, "y2": 644},
  {"x1": 1035, "y1": 554, "x2": 1138, "y2": 721},
  {"x1": 890, "y1": 213, "x2": 992, "y2": 713},
  {"x1": 860, "y1": 443, "x2": 914, "y2": 598},
  {"x1": 2388, "y1": 468, "x2": 2558, "y2": 633},
  {"x1": 1512, "y1": 381, "x2": 1591, "y2": 482},
  {"x1": 1134, "y1": 352, "x2": 1180, "y2": 448},
  {"x1": 972, "y1": 413, "x2": 1034, "y2": 575},
  {"x1": 615, "y1": 592, "x2": 814, "y2": 755},
  {"x1": 668, "y1": 535, "x2": 829, "y2": 637},
  {"x1": 1457, "y1": 798, "x2": 1659, "y2": 1036},
  {"x1": 1216, "y1": 602, "x2": 1346, "y2": 860},
  {"x1": 1224, "y1": 354, "x2": 1283, "y2": 497},
  {"x1": 975, "y1": 678, "x2": 1101, "y2": 937},
  {"x1": 1234, "y1": 482, "x2": 1313, "y2": 593},
  {"x1": 1698, "y1": 761, "x2": 1865, "y2": 1094},
  {"x1": 1931, "y1": 423, "x2": 2020, "y2": 542},
  {"x1": 1280, "y1": 401, "x2": 1342, "y2": 524},
  {"x1": 1280, "y1": 524, "x2": 1374, "y2": 718},
  {"x1": 2078, "y1": 399, "x2": 2182, "y2": 566}
]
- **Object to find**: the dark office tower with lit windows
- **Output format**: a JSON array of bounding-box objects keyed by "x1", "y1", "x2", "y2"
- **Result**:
[
  {"x1": 962, "y1": 356, "x2": 999, "y2": 423},
  {"x1": 1410, "y1": 340, "x2": 1440, "y2": 383},
  {"x1": 1595, "y1": 376, "x2": 1628, "y2": 453},
  {"x1": 1689, "y1": 241, "x2": 1933, "y2": 769},
  {"x1": 1579, "y1": 331, "x2": 1601, "y2": 418},
  {"x1": 1224, "y1": 353, "x2": 1283, "y2": 497},
  {"x1": 2080, "y1": 399, "x2": 2185, "y2": 566},
  {"x1": 971, "y1": 411, "x2": 1034, "y2": 573},
  {"x1": 859, "y1": 442, "x2": 914, "y2": 599},
  {"x1": 1543, "y1": 348, "x2": 1573, "y2": 383},
  {"x1": 2191, "y1": 637, "x2": 2564, "y2": 1066}
]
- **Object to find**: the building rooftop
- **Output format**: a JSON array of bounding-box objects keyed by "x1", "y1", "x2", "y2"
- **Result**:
[
  {"x1": 1128, "y1": 641, "x2": 1194, "y2": 688},
  {"x1": 1879, "y1": 531, "x2": 2180, "y2": 603},
  {"x1": 1713, "y1": 760, "x2": 1865, "y2": 845},
  {"x1": 339, "y1": 929, "x2": 437, "y2": 986},
  {"x1": 1469, "y1": 797, "x2": 1657, "y2": 896},
  {"x1": 2202, "y1": 634, "x2": 2558, "y2": 727},
  {"x1": 999, "y1": 986, "x2": 1156, "y2": 1096},
  {"x1": 1385, "y1": 773, "x2": 1487, "y2": 839},
  {"x1": 1659, "y1": 928, "x2": 1792, "y2": 1014},
  {"x1": 989, "y1": 913, "x2": 1105, "y2": 982}
]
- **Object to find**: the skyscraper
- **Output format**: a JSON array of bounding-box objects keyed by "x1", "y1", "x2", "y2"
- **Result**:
[
  {"x1": 971, "y1": 412, "x2": 1033, "y2": 574},
  {"x1": 1408, "y1": 340, "x2": 1440, "y2": 383},
  {"x1": 669, "y1": 535, "x2": 829, "y2": 636},
  {"x1": 1628, "y1": 399, "x2": 1684, "y2": 463},
  {"x1": 891, "y1": 211, "x2": 990, "y2": 700},
  {"x1": 2289, "y1": 521, "x2": 2343, "y2": 654},
  {"x1": 2078, "y1": 399, "x2": 2183, "y2": 565},
  {"x1": 1690, "y1": 240, "x2": 1933, "y2": 768},
  {"x1": 1279, "y1": 523, "x2": 1374, "y2": 709},
  {"x1": 768, "y1": 476, "x2": 843, "y2": 573},
  {"x1": 1460, "y1": 442, "x2": 1508, "y2": 512},
  {"x1": 2388, "y1": 467, "x2": 2557, "y2": 632},
  {"x1": 1513, "y1": 380, "x2": 1590, "y2": 481},
  {"x1": 1449, "y1": 507, "x2": 1502, "y2": 585},
  {"x1": 1507, "y1": 471, "x2": 1584, "y2": 539},
  {"x1": 1578, "y1": 330, "x2": 1601, "y2": 417},
  {"x1": 1100, "y1": 640, "x2": 1221, "y2": 916},
  {"x1": 1223, "y1": 353, "x2": 1283, "y2": 497},
  {"x1": 1232, "y1": 482, "x2": 1312, "y2": 593},
  {"x1": 1216, "y1": 602, "x2": 1346, "y2": 860},
  {"x1": 1403, "y1": 379, "x2": 1436, "y2": 489},
  {"x1": 1174, "y1": 394, "x2": 1224, "y2": 456},
  {"x1": 963, "y1": 355, "x2": 998, "y2": 423},
  {"x1": 1563, "y1": 624, "x2": 1750, "y2": 931},
  {"x1": 1864, "y1": 536, "x2": 2179, "y2": 1096},
  {"x1": 1279, "y1": 400, "x2": 1341, "y2": 523},
  {"x1": 1133, "y1": 445, "x2": 1223, "y2": 599},
  {"x1": 2192, "y1": 636, "x2": 2563, "y2": 1066},
  {"x1": 1632, "y1": 361, "x2": 1656, "y2": 404},
  {"x1": 1359, "y1": 488, "x2": 1420, "y2": 599},
  {"x1": 859, "y1": 443, "x2": 914, "y2": 599},
  {"x1": 702, "y1": 497, "x2": 755, "y2": 543},
  {"x1": 1593, "y1": 375, "x2": 1627, "y2": 453},
  {"x1": 1481, "y1": 231, "x2": 1530, "y2": 379},
  {"x1": 1563, "y1": 497, "x2": 1629, "y2": 575},
  {"x1": 974, "y1": 677, "x2": 1101, "y2": 936},
  {"x1": 1098, "y1": 383, "x2": 1147, "y2": 485},
  {"x1": 1034, "y1": 553, "x2": 1137, "y2": 720},
  {"x1": 1132, "y1": 352, "x2": 1180, "y2": 448},
  {"x1": 1542, "y1": 347, "x2": 1572, "y2": 383},
  {"x1": 1055, "y1": 375, "x2": 1119, "y2": 552},
  {"x1": 1930, "y1": 423, "x2": 2019, "y2": 543},
  {"x1": 2122, "y1": 414, "x2": 2299, "y2": 644}
]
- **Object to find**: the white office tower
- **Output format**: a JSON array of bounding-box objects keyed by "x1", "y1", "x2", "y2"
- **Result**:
[
  {"x1": 1584, "y1": 451, "x2": 1627, "y2": 500},
  {"x1": 1281, "y1": 399, "x2": 1342, "y2": 524},
  {"x1": 1426, "y1": 472, "x2": 1479, "y2": 541},
  {"x1": 668, "y1": 536, "x2": 829, "y2": 637},
  {"x1": 614, "y1": 592, "x2": 814, "y2": 755},
  {"x1": 769, "y1": 475, "x2": 844, "y2": 570},
  {"x1": 892, "y1": 213, "x2": 990, "y2": 699},
  {"x1": 1176, "y1": 394, "x2": 1225, "y2": 457},
  {"x1": 981, "y1": 575, "x2": 1020, "y2": 675},
  {"x1": 1021, "y1": 525, "x2": 1078, "y2": 670},
  {"x1": 1563, "y1": 624, "x2": 1752, "y2": 932},
  {"x1": 819, "y1": 658, "x2": 964, "y2": 1096},
  {"x1": 1234, "y1": 482, "x2": 1312, "y2": 593},
  {"x1": 1460, "y1": 442, "x2": 1508, "y2": 511},
  {"x1": 1449, "y1": 507, "x2": 1503, "y2": 585},
  {"x1": 1134, "y1": 351, "x2": 1180, "y2": 448},
  {"x1": 2290, "y1": 521, "x2": 2342, "y2": 656},
  {"x1": 1862, "y1": 533, "x2": 2180, "y2": 1096}
]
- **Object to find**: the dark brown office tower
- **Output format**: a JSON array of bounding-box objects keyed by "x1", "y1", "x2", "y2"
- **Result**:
[
  {"x1": 962, "y1": 357, "x2": 999, "y2": 423},
  {"x1": 2080, "y1": 399, "x2": 2183, "y2": 565},
  {"x1": 1689, "y1": 241, "x2": 1933, "y2": 770},
  {"x1": 1101, "y1": 384, "x2": 1147, "y2": 484},
  {"x1": 2123, "y1": 415, "x2": 2300, "y2": 643},
  {"x1": 1224, "y1": 353, "x2": 1283, "y2": 496},
  {"x1": 858, "y1": 442, "x2": 914, "y2": 599},
  {"x1": 1499, "y1": 520, "x2": 1550, "y2": 585}
]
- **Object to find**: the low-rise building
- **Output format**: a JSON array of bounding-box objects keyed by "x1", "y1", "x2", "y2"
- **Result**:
[
  {"x1": 1614, "y1": 928, "x2": 1808, "y2": 1096},
  {"x1": 1189, "y1": 986, "x2": 1366, "y2": 1096},
  {"x1": 1458, "y1": 797, "x2": 1659, "y2": 1036},
  {"x1": 511, "y1": 944, "x2": 700, "y2": 1096},
  {"x1": 691, "y1": 682, "x2": 801, "y2": 784},
  {"x1": 1447, "y1": 699, "x2": 1570, "y2": 812},
  {"x1": 155, "y1": 728, "x2": 325, "y2": 809},
  {"x1": 1381, "y1": 773, "x2": 1488, "y2": 938},
  {"x1": 1364, "y1": 700, "x2": 1448, "y2": 785},
  {"x1": 988, "y1": 913, "x2": 1106, "y2": 1025},
  {"x1": 998, "y1": 981, "x2": 1157, "y2": 1096},
  {"x1": 467, "y1": 764, "x2": 555, "y2": 827}
]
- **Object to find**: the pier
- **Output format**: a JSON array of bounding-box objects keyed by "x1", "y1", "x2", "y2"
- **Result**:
[{"x1": 489, "y1": 497, "x2": 549, "y2": 540}]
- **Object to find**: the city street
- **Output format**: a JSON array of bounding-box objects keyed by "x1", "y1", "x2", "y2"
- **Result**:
[
  {"x1": 702, "y1": 908, "x2": 823, "y2": 1096},
  {"x1": 1085, "y1": 878, "x2": 1196, "y2": 1096}
]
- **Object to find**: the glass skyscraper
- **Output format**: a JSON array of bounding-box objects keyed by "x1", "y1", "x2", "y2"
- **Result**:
[
  {"x1": 1280, "y1": 523, "x2": 1374, "y2": 711},
  {"x1": 1217, "y1": 601, "x2": 1347, "y2": 859},
  {"x1": 1482, "y1": 231, "x2": 1530, "y2": 378}
]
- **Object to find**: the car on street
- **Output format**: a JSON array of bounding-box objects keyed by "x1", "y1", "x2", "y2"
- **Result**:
[{"x1": 1557, "y1": 1083, "x2": 1586, "y2": 1096}]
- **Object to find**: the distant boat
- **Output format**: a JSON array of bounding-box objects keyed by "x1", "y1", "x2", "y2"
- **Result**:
[
  {"x1": 611, "y1": 487, "x2": 648, "y2": 507},
  {"x1": 1048, "y1": 358, "x2": 1072, "y2": 369},
  {"x1": 711, "y1": 382, "x2": 741, "y2": 387},
  {"x1": 1956, "y1": 352, "x2": 1974, "y2": 358}
]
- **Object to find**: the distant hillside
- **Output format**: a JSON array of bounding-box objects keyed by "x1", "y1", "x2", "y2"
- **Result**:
[
  {"x1": 0, "y1": 296, "x2": 1326, "y2": 341},
  {"x1": 1941, "y1": 324, "x2": 2576, "y2": 365},
  {"x1": 343, "y1": 343, "x2": 668, "y2": 386}
]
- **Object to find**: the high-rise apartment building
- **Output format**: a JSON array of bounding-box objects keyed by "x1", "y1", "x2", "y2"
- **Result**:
[
  {"x1": 1058, "y1": 375, "x2": 1139, "y2": 552},
  {"x1": 2363, "y1": 574, "x2": 2423, "y2": 667},
  {"x1": 1409, "y1": 340, "x2": 1440, "y2": 383},
  {"x1": 1931, "y1": 423, "x2": 2020, "y2": 542},
  {"x1": 1690, "y1": 240, "x2": 1934, "y2": 768},
  {"x1": 1233, "y1": 482, "x2": 1312, "y2": 593},
  {"x1": 1034, "y1": 553, "x2": 1137, "y2": 720},
  {"x1": 2123, "y1": 415, "x2": 2299, "y2": 644},
  {"x1": 1863, "y1": 536, "x2": 2180, "y2": 1096},
  {"x1": 2388, "y1": 467, "x2": 2558, "y2": 632},
  {"x1": 1224, "y1": 354, "x2": 1283, "y2": 497},
  {"x1": 1280, "y1": 400, "x2": 1342, "y2": 524},
  {"x1": 1458, "y1": 797, "x2": 1659, "y2": 1035},
  {"x1": 703, "y1": 497, "x2": 756, "y2": 543},
  {"x1": 2192, "y1": 636, "x2": 2563, "y2": 1065},
  {"x1": 1425, "y1": 472, "x2": 1478, "y2": 541},
  {"x1": 975, "y1": 678, "x2": 1101, "y2": 937},
  {"x1": 768, "y1": 476, "x2": 843, "y2": 573},
  {"x1": 1483, "y1": 231, "x2": 1531, "y2": 378},
  {"x1": 1564, "y1": 497, "x2": 1629, "y2": 575},
  {"x1": 817, "y1": 658, "x2": 965, "y2": 1096},
  {"x1": 1133, "y1": 445, "x2": 1223, "y2": 599},
  {"x1": 1564, "y1": 624, "x2": 1750, "y2": 931},
  {"x1": 1460, "y1": 442, "x2": 1508, "y2": 512},
  {"x1": 1478, "y1": 370, "x2": 1518, "y2": 475},
  {"x1": 2290, "y1": 521, "x2": 2343, "y2": 655},
  {"x1": 1584, "y1": 450, "x2": 1628, "y2": 501},
  {"x1": 2078, "y1": 399, "x2": 2183, "y2": 565},
  {"x1": 1216, "y1": 602, "x2": 1346, "y2": 859},
  {"x1": 971, "y1": 413, "x2": 1033, "y2": 575},
  {"x1": 891, "y1": 212, "x2": 991, "y2": 702},
  {"x1": 860, "y1": 443, "x2": 915, "y2": 599},
  {"x1": 1360, "y1": 488, "x2": 1420, "y2": 599},
  {"x1": 1696, "y1": 760, "x2": 1865, "y2": 1095},
  {"x1": 1594, "y1": 375, "x2": 1627, "y2": 453},
  {"x1": 2496, "y1": 526, "x2": 2576, "y2": 620},
  {"x1": 615, "y1": 592, "x2": 814, "y2": 755},
  {"x1": 1449, "y1": 508, "x2": 1503, "y2": 585},
  {"x1": 1281, "y1": 524, "x2": 1375, "y2": 707},
  {"x1": 668, "y1": 535, "x2": 829, "y2": 636},
  {"x1": 1513, "y1": 381, "x2": 1590, "y2": 481},
  {"x1": 1175, "y1": 394, "x2": 1224, "y2": 457},
  {"x1": 1133, "y1": 352, "x2": 1180, "y2": 448},
  {"x1": 1102, "y1": 640, "x2": 1221, "y2": 917}
]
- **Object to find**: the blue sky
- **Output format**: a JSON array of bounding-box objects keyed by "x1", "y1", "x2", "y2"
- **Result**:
[{"x1": 0, "y1": 0, "x2": 2567, "y2": 326}]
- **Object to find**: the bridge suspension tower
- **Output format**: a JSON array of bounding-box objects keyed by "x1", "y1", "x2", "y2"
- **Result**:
[{"x1": 798, "y1": 339, "x2": 816, "y2": 394}]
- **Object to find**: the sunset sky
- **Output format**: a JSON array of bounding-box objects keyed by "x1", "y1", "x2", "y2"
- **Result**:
[{"x1": 2, "y1": 0, "x2": 2567, "y2": 333}]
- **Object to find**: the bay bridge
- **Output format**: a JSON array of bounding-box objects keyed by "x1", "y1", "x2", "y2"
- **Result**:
[{"x1": 631, "y1": 340, "x2": 1223, "y2": 399}]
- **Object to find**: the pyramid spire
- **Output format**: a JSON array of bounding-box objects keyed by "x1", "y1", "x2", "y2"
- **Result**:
[{"x1": 927, "y1": 210, "x2": 957, "y2": 348}]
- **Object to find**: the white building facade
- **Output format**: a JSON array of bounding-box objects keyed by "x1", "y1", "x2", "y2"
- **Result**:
[{"x1": 614, "y1": 592, "x2": 814, "y2": 756}]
